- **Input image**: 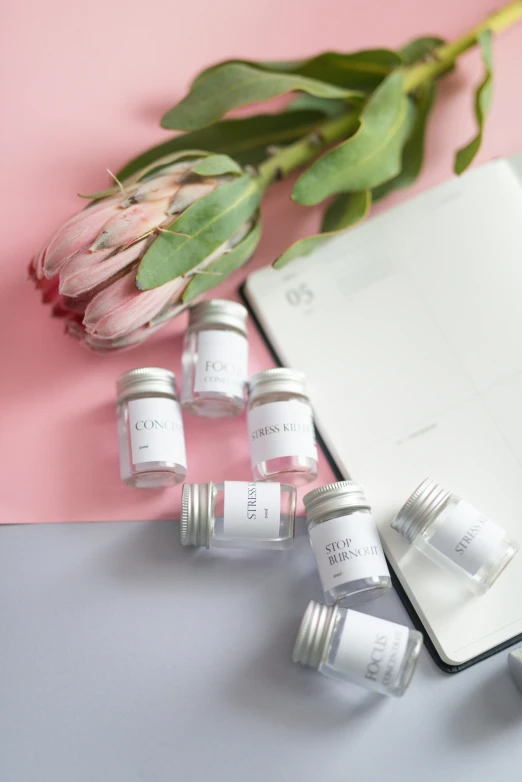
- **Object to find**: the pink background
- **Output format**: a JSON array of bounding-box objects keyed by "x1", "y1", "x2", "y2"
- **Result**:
[{"x1": 2, "y1": 0, "x2": 522, "y2": 523}]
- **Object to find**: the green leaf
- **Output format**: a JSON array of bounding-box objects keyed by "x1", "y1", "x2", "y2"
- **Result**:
[
  {"x1": 136, "y1": 175, "x2": 261, "y2": 290},
  {"x1": 274, "y1": 190, "x2": 371, "y2": 268},
  {"x1": 285, "y1": 94, "x2": 347, "y2": 117},
  {"x1": 263, "y1": 50, "x2": 402, "y2": 91},
  {"x1": 161, "y1": 63, "x2": 362, "y2": 131},
  {"x1": 400, "y1": 36, "x2": 445, "y2": 65},
  {"x1": 117, "y1": 111, "x2": 328, "y2": 180},
  {"x1": 321, "y1": 190, "x2": 371, "y2": 232},
  {"x1": 454, "y1": 30, "x2": 493, "y2": 175},
  {"x1": 194, "y1": 50, "x2": 401, "y2": 92},
  {"x1": 292, "y1": 72, "x2": 413, "y2": 205},
  {"x1": 191, "y1": 154, "x2": 243, "y2": 176},
  {"x1": 183, "y1": 216, "x2": 262, "y2": 301},
  {"x1": 372, "y1": 81, "x2": 436, "y2": 202}
]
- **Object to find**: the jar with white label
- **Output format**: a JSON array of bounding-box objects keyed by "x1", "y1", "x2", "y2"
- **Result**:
[
  {"x1": 392, "y1": 478, "x2": 518, "y2": 595},
  {"x1": 303, "y1": 481, "x2": 391, "y2": 606},
  {"x1": 181, "y1": 481, "x2": 296, "y2": 550},
  {"x1": 116, "y1": 368, "x2": 187, "y2": 489},
  {"x1": 247, "y1": 368, "x2": 318, "y2": 485},
  {"x1": 293, "y1": 601, "x2": 423, "y2": 697},
  {"x1": 181, "y1": 299, "x2": 248, "y2": 418}
]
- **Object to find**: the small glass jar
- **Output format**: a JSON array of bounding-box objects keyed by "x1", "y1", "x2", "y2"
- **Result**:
[
  {"x1": 181, "y1": 299, "x2": 248, "y2": 418},
  {"x1": 392, "y1": 478, "x2": 519, "y2": 595},
  {"x1": 181, "y1": 481, "x2": 296, "y2": 550},
  {"x1": 293, "y1": 601, "x2": 423, "y2": 697},
  {"x1": 303, "y1": 481, "x2": 391, "y2": 607},
  {"x1": 247, "y1": 368, "x2": 318, "y2": 485},
  {"x1": 116, "y1": 367, "x2": 187, "y2": 489}
]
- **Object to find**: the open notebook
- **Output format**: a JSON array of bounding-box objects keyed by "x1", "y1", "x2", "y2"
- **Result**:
[{"x1": 243, "y1": 156, "x2": 522, "y2": 671}]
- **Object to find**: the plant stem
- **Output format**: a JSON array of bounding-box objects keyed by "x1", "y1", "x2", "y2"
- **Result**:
[{"x1": 257, "y1": 0, "x2": 522, "y2": 189}]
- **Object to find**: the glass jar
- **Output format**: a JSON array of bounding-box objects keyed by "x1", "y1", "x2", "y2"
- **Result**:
[
  {"x1": 247, "y1": 368, "x2": 318, "y2": 485},
  {"x1": 116, "y1": 367, "x2": 187, "y2": 489},
  {"x1": 293, "y1": 601, "x2": 423, "y2": 697},
  {"x1": 392, "y1": 478, "x2": 519, "y2": 595},
  {"x1": 181, "y1": 481, "x2": 296, "y2": 550},
  {"x1": 181, "y1": 299, "x2": 248, "y2": 418},
  {"x1": 303, "y1": 481, "x2": 391, "y2": 607}
]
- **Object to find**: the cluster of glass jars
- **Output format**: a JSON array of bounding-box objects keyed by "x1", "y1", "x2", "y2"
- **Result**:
[{"x1": 115, "y1": 298, "x2": 518, "y2": 699}]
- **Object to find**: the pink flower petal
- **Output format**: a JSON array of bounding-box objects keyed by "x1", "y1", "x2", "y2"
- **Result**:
[
  {"x1": 83, "y1": 270, "x2": 184, "y2": 340},
  {"x1": 89, "y1": 199, "x2": 170, "y2": 251},
  {"x1": 167, "y1": 181, "x2": 216, "y2": 215},
  {"x1": 43, "y1": 198, "x2": 122, "y2": 278},
  {"x1": 59, "y1": 239, "x2": 148, "y2": 297}
]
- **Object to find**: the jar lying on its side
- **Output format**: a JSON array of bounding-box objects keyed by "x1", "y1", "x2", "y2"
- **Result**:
[
  {"x1": 392, "y1": 478, "x2": 519, "y2": 595},
  {"x1": 181, "y1": 300, "x2": 248, "y2": 419},
  {"x1": 247, "y1": 368, "x2": 318, "y2": 485},
  {"x1": 116, "y1": 368, "x2": 187, "y2": 489},
  {"x1": 181, "y1": 481, "x2": 296, "y2": 550},
  {"x1": 303, "y1": 481, "x2": 391, "y2": 607},
  {"x1": 293, "y1": 601, "x2": 423, "y2": 698}
]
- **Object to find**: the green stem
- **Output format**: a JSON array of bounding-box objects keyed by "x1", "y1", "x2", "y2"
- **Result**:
[{"x1": 257, "y1": 0, "x2": 522, "y2": 189}]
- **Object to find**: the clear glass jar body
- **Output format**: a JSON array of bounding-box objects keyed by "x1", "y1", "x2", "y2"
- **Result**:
[
  {"x1": 117, "y1": 391, "x2": 187, "y2": 488},
  {"x1": 307, "y1": 507, "x2": 391, "y2": 607},
  {"x1": 181, "y1": 323, "x2": 248, "y2": 418},
  {"x1": 321, "y1": 607, "x2": 423, "y2": 697},
  {"x1": 247, "y1": 391, "x2": 318, "y2": 485},
  {"x1": 413, "y1": 493, "x2": 518, "y2": 595}
]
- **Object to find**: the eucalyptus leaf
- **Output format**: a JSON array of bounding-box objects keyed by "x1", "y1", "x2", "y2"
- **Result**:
[
  {"x1": 117, "y1": 111, "x2": 327, "y2": 180},
  {"x1": 372, "y1": 82, "x2": 435, "y2": 201},
  {"x1": 292, "y1": 72, "x2": 414, "y2": 205},
  {"x1": 191, "y1": 154, "x2": 243, "y2": 176},
  {"x1": 285, "y1": 94, "x2": 347, "y2": 117},
  {"x1": 183, "y1": 217, "x2": 262, "y2": 301},
  {"x1": 400, "y1": 36, "x2": 445, "y2": 65},
  {"x1": 161, "y1": 63, "x2": 362, "y2": 131},
  {"x1": 136, "y1": 175, "x2": 261, "y2": 290},
  {"x1": 274, "y1": 191, "x2": 371, "y2": 268},
  {"x1": 454, "y1": 30, "x2": 493, "y2": 175}
]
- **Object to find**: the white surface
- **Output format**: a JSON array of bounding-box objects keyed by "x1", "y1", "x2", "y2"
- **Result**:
[
  {"x1": 244, "y1": 158, "x2": 522, "y2": 667},
  {"x1": 1, "y1": 520, "x2": 521, "y2": 782}
]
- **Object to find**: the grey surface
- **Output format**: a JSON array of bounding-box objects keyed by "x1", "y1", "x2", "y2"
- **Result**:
[{"x1": 1, "y1": 520, "x2": 521, "y2": 782}]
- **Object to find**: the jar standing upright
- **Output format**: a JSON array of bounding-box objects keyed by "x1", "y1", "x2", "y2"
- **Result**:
[
  {"x1": 247, "y1": 368, "x2": 318, "y2": 485},
  {"x1": 116, "y1": 367, "x2": 187, "y2": 489},
  {"x1": 303, "y1": 481, "x2": 391, "y2": 606},
  {"x1": 181, "y1": 299, "x2": 248, "y2": 418}
]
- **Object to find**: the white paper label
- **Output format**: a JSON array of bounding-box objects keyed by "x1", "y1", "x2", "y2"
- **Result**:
[
  {"x1": 429, "y1": 500, "x2": 506, "y2": 575},
  {"x1": 224, "y1": 482, "x2": 281, "y2": 539},
  {"x1": 309, "y1": 513, "x2": 389, "y2": 593},
  {"x1": 194, "y1": 330, "x2": 248, "y2": 396},
  {"x1": 335, "y1": 611, "x2": 409, "y2": 692},
  {"x1": 128, "y1": 398, "x2": 187, "y2": 467},
  {"x1": 247, "y1": 400, "x2": 318, "y2": 466}
]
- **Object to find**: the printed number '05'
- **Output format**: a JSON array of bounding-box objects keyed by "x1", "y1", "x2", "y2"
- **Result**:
[{"x1": 285, "y1": 284, "x2": 314, "y2": 307}]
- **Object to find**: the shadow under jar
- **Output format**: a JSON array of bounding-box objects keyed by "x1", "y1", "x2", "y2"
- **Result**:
[
  {"x1": 181, "y1": 299, "x2": 248, "y2": 419},
  {"x1": 116, "y1": 367, "x2": 187, "y2": 489},
  {"x1": 247, "y1": 368, "x2": 318, "y2": 485},
  {"x1": 392, "y1": 478, "x2": 519, "y2": 595},
  {"x1": 303, "y1": 481, "x2": 391, "y2": 607},
  {"x1": 180, "y1": 481, "x2": 296, "y2": 550}
]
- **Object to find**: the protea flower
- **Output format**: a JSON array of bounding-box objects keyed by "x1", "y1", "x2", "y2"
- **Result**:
[{"x1": 30, "y1": 153, "x2": 261, "y2": 351}]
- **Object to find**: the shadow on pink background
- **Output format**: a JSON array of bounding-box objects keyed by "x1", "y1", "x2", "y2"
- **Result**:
[{"x1": 2, "y1": 0, "x2": 522, "y2": 523}]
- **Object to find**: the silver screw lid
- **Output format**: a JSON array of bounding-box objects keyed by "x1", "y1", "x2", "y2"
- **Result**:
[
  {"x1": 188, "y1": 299, "x2": 248, "y2": 336},
  {"x1": 303, "y1": 481, "x2": 370, "y2": 524},
  {"x1": 293, "y1": 600, "x2": 338, "y2": 670},
  {"x1": 181, "y1": 483, "x2": 213, "y2": 548},
  {"x1": 391, "y1": 478, "x2": 451, "y2": 544},
  {"x1": 248, "y1": 367, "x2": 308, "y2": 401},
  {"x1": 116, "y1": 367, "x2": 178, "y2": 403}
]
